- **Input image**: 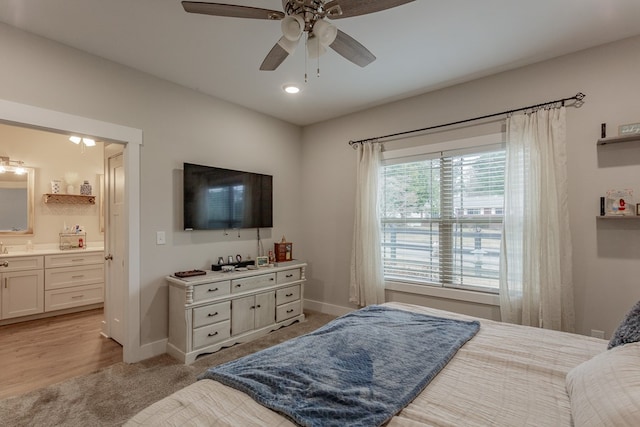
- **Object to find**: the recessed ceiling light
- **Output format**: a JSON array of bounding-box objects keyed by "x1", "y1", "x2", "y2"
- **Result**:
[{"x1": 283, "y1": 84, "x2": 301, "y2": 94}]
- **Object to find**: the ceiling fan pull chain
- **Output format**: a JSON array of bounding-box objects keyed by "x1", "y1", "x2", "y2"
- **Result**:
[{"x1": 304, "y1": 33, "x2": 309, "y2": 83}]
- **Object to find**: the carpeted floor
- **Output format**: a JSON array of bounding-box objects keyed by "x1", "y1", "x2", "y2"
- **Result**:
[{"x1": 0, "y1": 311, "x2": 335, "y2": 427}]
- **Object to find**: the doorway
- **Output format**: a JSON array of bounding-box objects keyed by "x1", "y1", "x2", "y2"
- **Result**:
[{"x1": 0, "y1": 98, "x2": 143, "y2": 362}]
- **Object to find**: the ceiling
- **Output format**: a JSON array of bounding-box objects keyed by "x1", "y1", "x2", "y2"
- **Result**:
[{"x1": 1, "y1": 0, "x2": 640, "y2": 126}]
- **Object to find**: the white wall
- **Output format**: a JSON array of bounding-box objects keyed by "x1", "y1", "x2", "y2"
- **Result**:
[
  {"x1": 0, "y1": 123, "x2": 104, "y2": 247},
  {"x1": 2, "y1": 19, "x2": 639, "y2": 349},
  {"x1": 0, "y1": 23, "x2": 303, "y2": 346},
  {"x1": 301, "y1": 35, "x2": 640, "y2": 338}
]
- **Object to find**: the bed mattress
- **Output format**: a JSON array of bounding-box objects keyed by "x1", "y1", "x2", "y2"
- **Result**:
[{"x1": 126, "y1": 302, "x2": 606, "y2": 426}]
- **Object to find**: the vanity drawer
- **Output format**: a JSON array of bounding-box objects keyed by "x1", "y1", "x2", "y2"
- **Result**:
[
  {"x1": 0, "y1": 256, "x2": 44, "y2": 272},
  {"x1": 193, "y1": 320, "x2": 231, "y2": 349},
  {"x1": 193, "y1": 281, "x2": 230, "y2": 303},
  {"x1": 45, "y1": 252, "x2": 104, "y2": 268},
  {"x1": 193, "y1": 301, "x2": 231, "y2": 328},
  {"x1": 276, "y1": 268, "x2": 301, "y2": 285},
  {"x1": 45, "y1": 264, "x2": 104, "y2": 290},
  {"x1": 231, "y1": 273, "x2": 276, "y2": 293},
  {"x1": 276, "y1": 285, "x2": 300, "y2": 305},
  {"x1": 45, "y1": 283, "x2": 104, "y2": 312},
  {"x1": 276, "y1": 300, "x2": 302, "y2": 323}
]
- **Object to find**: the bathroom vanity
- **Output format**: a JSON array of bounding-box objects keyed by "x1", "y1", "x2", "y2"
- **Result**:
[{"x1": 0, "y1": 248, "x2": 104, "y2": 325}]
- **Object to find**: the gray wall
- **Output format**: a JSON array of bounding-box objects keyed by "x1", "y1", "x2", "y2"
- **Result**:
[
  {"x1": 0, "y1": 23, "x2": 303, "y2": 346},
  {"x1": 301, "y1": 35, "x2": 640, "y2": 338},
  {"x1": 2, "y1": 19, "x2": 639, "y2": 347}
]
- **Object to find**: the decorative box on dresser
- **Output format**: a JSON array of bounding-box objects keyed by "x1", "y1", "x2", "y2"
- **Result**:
[{"x1": 167, "y1": 261, "x2": 306, "y2": 364}]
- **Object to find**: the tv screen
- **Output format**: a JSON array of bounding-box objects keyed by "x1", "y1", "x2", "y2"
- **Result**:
[{"x1": 183, "y1": 163, "x2": 273, "y2": 230}]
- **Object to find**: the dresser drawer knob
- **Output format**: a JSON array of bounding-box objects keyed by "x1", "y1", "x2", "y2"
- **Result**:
[
  {"x1": 286, "y1": 309, "x2": 294, "y2": 314},
  {"x1": 285, "y1": 293, "x2": 293, "y2": 297},
  {"x1": 0, "y1": 261, "x2": 8, "y2": 267},
  {"x1": 235, "y1": 284, "x2": 242, "y2": 288},
  {"x1": 207, "y1": 331, "x2": 219, "y2": 337},
  {"x1": 72, "y1": 275, "x2": 85, "y2": 279},
  {"x1": 207, "y1": 312, "x2": 218, "y2": 317},
  {"x1": 208, "y1": 287, "x2": 219, "y2": 292},
  {"x1": 286, "y1": 274, "x2": 293, "y2": 278}
]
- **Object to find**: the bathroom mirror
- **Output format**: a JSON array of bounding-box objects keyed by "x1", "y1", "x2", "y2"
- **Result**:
[{"x1": 0, "y1": 167, "x2": 34, "y2": 235}]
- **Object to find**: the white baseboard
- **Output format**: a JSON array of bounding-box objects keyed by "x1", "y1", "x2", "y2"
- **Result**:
[
  {"x1": 137, "y1": 338, "x2": 168, "y2": 361},
  {"x1": 304, "y1": 299, "x2": 353, "y2": 317}
]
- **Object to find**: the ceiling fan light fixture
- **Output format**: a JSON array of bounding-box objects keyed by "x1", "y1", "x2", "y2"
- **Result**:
[
  {"x1": 69, "y1": 135, "x2": 82, "y2": 144},
  {"x1": 313, "y1": 19, "x2": 337, "y2": 46},
  {"x1": 281, "y1": 14, "x2": 305, "y2": 41}
]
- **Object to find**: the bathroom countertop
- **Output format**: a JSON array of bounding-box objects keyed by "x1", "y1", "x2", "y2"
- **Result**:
[{"x1": 0, "y1": 247, "x2": 104, "y2": 258}]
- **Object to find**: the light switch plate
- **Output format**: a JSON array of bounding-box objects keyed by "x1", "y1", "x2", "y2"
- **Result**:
[{"x1": 156, "y1": 231, "x2": 166, "y2": 245}]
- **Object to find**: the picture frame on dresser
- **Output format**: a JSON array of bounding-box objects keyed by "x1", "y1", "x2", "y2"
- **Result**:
[{"x1": 256, "y1": 256, "x2": 269, "y2": 267}]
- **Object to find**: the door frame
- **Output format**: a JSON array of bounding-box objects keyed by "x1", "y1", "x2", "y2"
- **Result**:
[{"x1": 0, "y1": 98, "x2": 143, "y2": 363}]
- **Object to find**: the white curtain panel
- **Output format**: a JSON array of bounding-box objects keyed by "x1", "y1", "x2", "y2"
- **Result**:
[
  {"x1": 499, "y1": 107, "x2": 575, "y2": 332},
  {"x1": 349, "y1": 142, "x2": 385, "y2": 307}
]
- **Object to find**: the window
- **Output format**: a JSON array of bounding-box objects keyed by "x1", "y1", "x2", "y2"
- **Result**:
[{"x1": 380, "y1": 144, "x2": 505, "y2": 293}]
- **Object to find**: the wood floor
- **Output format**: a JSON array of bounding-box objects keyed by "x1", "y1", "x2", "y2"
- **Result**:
[{"x1": 0, "y1": 308, "x2": 122, "y2": 400}]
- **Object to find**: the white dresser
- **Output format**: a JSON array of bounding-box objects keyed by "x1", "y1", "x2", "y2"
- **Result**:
[{"x1": 167, "y1": 262, "x2": 306, "y2": 364}]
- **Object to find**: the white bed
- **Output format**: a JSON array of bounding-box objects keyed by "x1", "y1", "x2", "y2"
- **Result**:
[{"x1": 126, "y1": 302, "x2": 640, "y2": 426}]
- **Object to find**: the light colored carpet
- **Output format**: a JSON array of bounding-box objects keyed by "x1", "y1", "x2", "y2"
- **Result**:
[{"x1": 0, "y1": 311, "x2": 335, "y2": 427}]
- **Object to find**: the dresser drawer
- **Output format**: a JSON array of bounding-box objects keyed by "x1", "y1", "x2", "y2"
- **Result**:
[
  {"x1": 45, "y1": 264, "x2": 104, "y2": 290},
  {"x1": 276, "y1": 300, "x2": 302, "y2": 323},
  {"x1": 276, "y1": 268, "x2": 301, "y2": 285},
  {"x1": 193, "y1": 281, "x2": 230, "y2": 303},
  {"x1": 193, "y1": 301, "x2": 231, "y2": 328},
  {"x1": 276, "y1": 284, "x2": 300, "y2": 305},
  {"x1": 45, "y1": 252, "x2": 104, "y2": 268},
  {"x1": 45, "y1": 283, "x2": 104, "y2": 312},
  {"x1": 231, "y1": 273, "x2": 275, "y2": 293},
  {"x1": 193, "y1": 320, "x2": 231, "y2": 349},
  {"x1": 0, "y1": 256, "x2": 43, "y2": 272}
]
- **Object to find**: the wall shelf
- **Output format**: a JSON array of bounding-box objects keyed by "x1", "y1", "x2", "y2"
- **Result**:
[
  {"x1": 43, "y1": 194, "x2": 96, "y2": 205},
  {"x1": 597, "y1": 134, "x2": 640, "y2": 146},
  {"x1": 596, "y1": 216, "x2": 640, "y2": 220}
]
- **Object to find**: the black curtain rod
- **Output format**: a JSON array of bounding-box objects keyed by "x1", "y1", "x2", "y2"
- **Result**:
[{"x1": 348, "y1": 92, "x2": 586, "y2": 147}]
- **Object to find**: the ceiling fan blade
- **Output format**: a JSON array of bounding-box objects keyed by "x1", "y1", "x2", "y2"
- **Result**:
[
  {"x1": 330, "y1": 30, "x2": 376, "y2": 67},
  {"x1": 182, "y1": 2, "x2": 285, "y2": 20},
  {"x1": 325, "y1": 0, "x2": 414, "y2": 19},
  {"x1": 260, "y1": 43, "x2": 290, "y2": 71}
]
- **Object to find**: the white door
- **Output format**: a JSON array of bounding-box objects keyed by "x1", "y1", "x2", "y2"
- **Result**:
[{"x1": 106, "y1": 152, "x2": 125, "y2": 345}]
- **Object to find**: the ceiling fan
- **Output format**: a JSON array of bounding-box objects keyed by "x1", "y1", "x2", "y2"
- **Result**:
[{"x1": 182, "y1": 0, "x2": 415, "y2": 70}]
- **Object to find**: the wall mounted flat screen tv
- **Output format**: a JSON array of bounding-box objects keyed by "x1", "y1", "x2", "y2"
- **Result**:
[{"x1": 183, "y1": 162, "x2": 273, "y2": 230}]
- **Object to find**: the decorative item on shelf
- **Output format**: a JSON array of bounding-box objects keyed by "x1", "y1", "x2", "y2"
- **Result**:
[
  {"x1": 274, "y1": 236, "x2": 293, "y2": 262},
  {"x1": 256, "y1": 256, "x2": 269, "y2": 268},
  {"x1": 605, "y1": 189, "x2": 634, "y2": 216},
  {"x1": 64, "y1": 171, "x2": 79, "y2": 194},
  {"x1": 80, "y1": 180, "x2": 92, "y2": 195},
  {"x1": 50, "y1": 180, "x2": 62, "y2": 194}
]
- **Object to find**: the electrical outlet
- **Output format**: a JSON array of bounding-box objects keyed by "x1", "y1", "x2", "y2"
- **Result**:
[
  {"x1": 156, "y1": 231, "x2": 166, "y2": 245},
  {"x1": 591, "y1": 329, "x2": 605, "y2": 339}
]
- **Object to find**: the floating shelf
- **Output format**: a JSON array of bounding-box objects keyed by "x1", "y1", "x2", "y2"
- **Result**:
[
  {"x1": 596, "y1": 215, "x2": 640, "y2": 220},
  {"x1": 43, "y1": 194, "x2": 96, "y2": 205},
  {"x1": 597, "y1": 134, "x2": 640, "y2": 146}
]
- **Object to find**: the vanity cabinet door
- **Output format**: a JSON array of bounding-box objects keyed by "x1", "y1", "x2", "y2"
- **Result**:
[{"x1": 1, "y1": 270, "x2": 44, "y2": 319}]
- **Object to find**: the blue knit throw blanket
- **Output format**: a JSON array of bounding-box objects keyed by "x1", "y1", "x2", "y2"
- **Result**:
[{"x1": 199, "y1": 305, "x2": 480, "y2": 427}]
